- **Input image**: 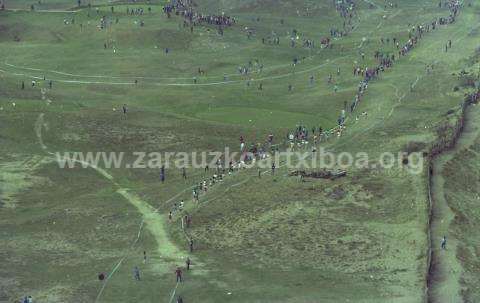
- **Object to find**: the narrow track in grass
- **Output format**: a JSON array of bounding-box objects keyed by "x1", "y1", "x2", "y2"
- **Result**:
[
  {"x1": 427, "y1": 104, "x2": 480, "y2": 303},
  {"x1": 1, "y1": 57, "x2": 340, "y2": 87},
  {"x1": 34, "y1": 113, "x2": 191, "y2": 302},
  {"x1": 3, "y1": 55, "x2": 318, "y2": 81}
]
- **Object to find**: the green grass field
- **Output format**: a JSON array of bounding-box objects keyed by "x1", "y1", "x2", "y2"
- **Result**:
[{"x1": 1, "y1": 0, "x2": 480, "y2": 302}]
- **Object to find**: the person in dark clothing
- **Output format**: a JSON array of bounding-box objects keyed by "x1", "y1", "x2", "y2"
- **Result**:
[
  {"x1": 175, "y1": 267, "x2": 183, "y2": 282},
  {"x1": 134, "y1": 266, "x2": 141, "y2": 281}
]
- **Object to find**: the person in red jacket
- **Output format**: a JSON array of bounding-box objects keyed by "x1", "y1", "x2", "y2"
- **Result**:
[{"x1": 175, "y1": 267, "x2": 183, "y2": 282}]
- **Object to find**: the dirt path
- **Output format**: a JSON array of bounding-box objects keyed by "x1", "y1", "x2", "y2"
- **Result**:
[
  {"x1": 35, "y1": 113, "x2": 187, "y2": 302},
  {"x1": 428, "y1": 104, "x2": 480, "y2": 302},
  {"x1": 1, "y1": 57, "x2": 339, "y2": 87}
]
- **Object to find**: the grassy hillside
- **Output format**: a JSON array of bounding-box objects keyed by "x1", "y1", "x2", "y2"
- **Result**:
[{"x1": 1, "y1": 0, "x2": 479, "y2": 302}]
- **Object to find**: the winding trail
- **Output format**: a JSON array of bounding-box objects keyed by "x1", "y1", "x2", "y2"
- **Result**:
[
  {"x1": 427, "y1": 104, "x2": 480, "y2": 302},
  {"x1": 34, "y1": 113, "x2": 187, "y2": 302},
  {"x1": 1, "y1": 57, "x2": 339, "y2": 87},
  {"x1": 3, "y1": 55, "x2": 317, "y2": 81},
  {"x1": 34, "y1": 111, "x2": 292, "y2": 302}
]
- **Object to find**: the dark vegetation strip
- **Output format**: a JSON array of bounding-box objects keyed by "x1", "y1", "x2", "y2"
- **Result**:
[{"x1": 425, "y1": 90, "x2": 480, "y2": 302}]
